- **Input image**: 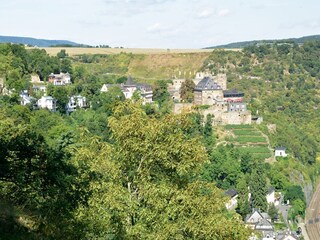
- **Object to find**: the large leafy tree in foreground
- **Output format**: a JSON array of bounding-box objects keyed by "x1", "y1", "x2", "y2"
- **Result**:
[{"x1": 74, "y1": 102, "x2": 250, "y2": 239}]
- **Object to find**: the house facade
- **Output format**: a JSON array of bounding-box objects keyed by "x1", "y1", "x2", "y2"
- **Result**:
[
  {"x1": 66, "y1": 95, "x2": 87, "y2": 114},
  {"x1": 225, "y1": 188, "x2": 238, "y2": 210},
  {"x1": 48, "y1": 72, "x2": 71, "y2": 86},
  {"x1": 191, "y1": 75, "x2": 251, "y2": 125},
  {"x1": 20, "y1": 90, "x2": 35, "y2": 106},
  {"x1": 266, "y1": 187, "x2": 276, "y2": 205},
  {"x1": 245, "y1": 209, "x2": 275, "y2": 239},
  {"x1": 275, "y1": 147, "x2": 288, "y2": 157},
  {"x1": 194, "y1": 77, "x2": 224, "y2": 105},
  {"x1": 37, "y1": 96, "x2": 57, "y2": 112},
  {"x1": 168, "y1": 79, "x2": 185, "y2": 102}
]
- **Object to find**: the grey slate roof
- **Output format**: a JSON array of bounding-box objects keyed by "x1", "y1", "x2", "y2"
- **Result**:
[
  {"x1": 275, "y1": 147, "x2": 286, "y2": 151},
  {"x1": 194, "y1": 77, "x2": 222, "y2": 91},
  {"x1": 126, "y1": 75, "x2": 135, "y2": 86},
  {"x1": 255, "y1": 218, "x2": 273, "y2": 230},
  {"x1": 225, "y1": 188, "x2": 238, "y2": 198},
  {"x1": 223, "y1": 89, "x2": 244, "y2": 97},
  {"x1": 268, "y1": 186, "x2": 275, "y2": 195}
]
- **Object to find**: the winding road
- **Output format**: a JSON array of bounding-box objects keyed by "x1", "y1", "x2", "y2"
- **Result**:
[{"x1": 306, "y1": 184, "x2": 320, "y2": 240}]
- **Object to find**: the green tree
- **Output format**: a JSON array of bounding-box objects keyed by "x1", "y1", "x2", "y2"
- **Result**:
[
  {"x1": 180, "y1": 79, "x2": 195, "y2": 103},
  {"x1": 236, "y1": 175, "x2": 251, "y2": 219},
  {"x1": 284, "y1": 185, "x2": 305, "y2": 204},
  {"x1": 152, "y1": 80, "x2": 170, "y2": 106},
  {"x1": 268, "y1": 204, "x2": 278, "y2": 221},
  {"x1": 74, "y1": 102, "x2": 250, "y2": 239},
  {"x1": 249, "y1": 169, "x2": 268, "y2": 211},
  {"x1": 91, "y1": 86, "x2": 125, "y2": 115},
  {"x1": 57, "y1": 49, "x2": 68, "y2": 59}
]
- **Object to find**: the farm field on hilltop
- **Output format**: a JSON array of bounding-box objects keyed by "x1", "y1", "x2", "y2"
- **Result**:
[{"x1": 28, "y1": 47, "x2": 215, "y2": 56}]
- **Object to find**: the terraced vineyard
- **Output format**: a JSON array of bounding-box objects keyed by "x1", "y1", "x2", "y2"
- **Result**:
[{"x1": 224, "y1": 125, "x2": 273, "y2": 161}]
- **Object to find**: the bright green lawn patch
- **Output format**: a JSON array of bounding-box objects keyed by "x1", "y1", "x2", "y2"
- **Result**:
[
  {"x1": 232, "y1": 136, "x2": 267, "y2": 143},
  {"x1": 233, "y1": 130, "x2": 262, "y2": 136},
  {"x1": 240, "y1": 146, "x2": 270, "y2": 153},
  {"x1": 225, "y1": 124, "x2": 254, "y2": 130},
  {"x1": 252, "y1": 153, "x2": 272, "y2": 159}
]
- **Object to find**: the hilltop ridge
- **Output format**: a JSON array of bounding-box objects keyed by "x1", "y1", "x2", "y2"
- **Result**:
[
  {"x1": 0, "y1": 35, "x2": 82, "y2": 47},
  {"x1": 206, "y1": 34, "x2": 320, "y2": 49}
]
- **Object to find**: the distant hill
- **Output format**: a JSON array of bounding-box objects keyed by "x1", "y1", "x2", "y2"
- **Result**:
[
  {"x1": 206, "y1": 34, "x2": 320, "y2": 49},
  {"x1": 0, "y1": 35, "x2": 83, "y2": 47}
]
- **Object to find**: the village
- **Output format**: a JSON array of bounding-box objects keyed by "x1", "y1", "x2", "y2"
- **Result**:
[{"x1": 8, "y1": 71, "x2": 252, "y2": 126}]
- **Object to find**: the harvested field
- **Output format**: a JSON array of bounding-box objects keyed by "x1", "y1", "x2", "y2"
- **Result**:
[{"x1": 27, "y1": 47, "x2": 215, "y2": 56}]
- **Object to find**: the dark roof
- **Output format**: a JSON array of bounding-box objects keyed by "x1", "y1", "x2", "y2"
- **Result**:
[
  {"x1": 275, "y1": 147, "x2": 286, "y2": 151},
  {"x1": 223, "y1": 89, "x2": 244, "y2": 97},
  {"x1": 255, "y1": 218, "x2": 274, "y2": 230},
  {"x1": 195, "y1": 77, "x2": 222, "y2": 91},
  {"x1": 137, "y1": 84, "x2": 152, "y2": 91},
  {"x1": 268, "y1": 186, "x2": 275, "y2": 195},
  {"x1": 225, "y1": 188, "x2": 238, "y2": 197},
  {"x1": 125, "y1": 75, "x2": 135, "y2": 86}
]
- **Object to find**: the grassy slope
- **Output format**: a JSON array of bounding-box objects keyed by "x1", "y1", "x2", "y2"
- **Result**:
[
  {"x1": 224, "y1": 124, "x2": 272, "y2": 161},
  {"x1": 72, "y1": 52, "x2": 211, "y2": 82},
  {"x1": 128, "y1": 53, "x2": 210, "y2": 80}
]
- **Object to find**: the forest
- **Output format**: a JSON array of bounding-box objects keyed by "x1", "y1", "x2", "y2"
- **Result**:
[{"x1": 0, "y1": 41, "x2": 319, "y2": 239}]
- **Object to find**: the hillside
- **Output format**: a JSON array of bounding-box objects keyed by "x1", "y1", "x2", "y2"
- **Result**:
[
  {"x1": 1, "y1": 42, "x2": 320, "y2": 238},
  {"x1": 0, "y1": 35, "x2": 81, "y2": 47},
  {"x1": 206, "y1": 34, "x2": 320, "y2": 49},
  {"x1": 72, "y1": 52, "x2": 211, "y2": 82}
]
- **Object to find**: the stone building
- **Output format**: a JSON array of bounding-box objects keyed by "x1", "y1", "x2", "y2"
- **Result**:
[
  {"x1": 194, "y1": 77, "x2": 224, "y2": 105},
  {"x1": 172, "y1": 73, "x2": 251, "y2": 125},
  {"x1": 168, "y1": 79, "x2": 185, "y2": 102}
]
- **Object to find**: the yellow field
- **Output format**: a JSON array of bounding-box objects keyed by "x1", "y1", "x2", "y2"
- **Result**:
[{"x1": 27, "y1": 47, "x2": 216, "y2": 56}]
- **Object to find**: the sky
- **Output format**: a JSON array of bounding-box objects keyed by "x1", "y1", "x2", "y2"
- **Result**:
[{"x1": 1, "y1": 0, "x2": 320, "y2": 48}]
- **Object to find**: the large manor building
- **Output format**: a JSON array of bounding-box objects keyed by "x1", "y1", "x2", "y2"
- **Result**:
[{"x1": 172, "y1": 72, "x2": 251, "y2": 125}]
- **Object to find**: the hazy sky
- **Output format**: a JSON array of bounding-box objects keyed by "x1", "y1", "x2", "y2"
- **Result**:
[{"x1": 1, "y1": 0, "x2": 319, "y2": 48}]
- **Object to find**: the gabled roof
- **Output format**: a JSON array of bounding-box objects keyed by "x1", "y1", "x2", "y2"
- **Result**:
[
  {"x1": 275, "y1": 147, "x2": 286, "y2": 151},
  {"x1": 268, "y1": 186, "x2": 275, "y2": 195},
  {"x1": 245, "y1": 209, "x2": 264, "y2": 224},
  {"x1": 125, "y1": 75, "x2": 135, "y2": 86},
  {"x1": 194, "y1": 77, "x2": 222, "y2": 91},
  {"x1": 255, "y1": 218, "x2": 273, "y2": 230},
  {"x1": 276, "y1": 232, "x2": 299, "y2": 240},
  {"x1": 225, "y1": 188, "x2": 238, "y2": 198},
  {"x1": 137, "y1": 84, "x2": 152, "y2": 92}
]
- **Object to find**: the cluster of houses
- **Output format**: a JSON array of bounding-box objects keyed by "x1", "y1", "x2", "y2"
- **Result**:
[
  {"x1": 225, "y1": 187, "x2": 298, "y2": 240},
  {"x1": 18, "y1": 73, "x2": 154, "y2": 113},
  {"x1": 19, "y1": 73, "x2": 88, "y2": 113},
  {"x1": 100, "y1": 76, "x2": 153, "y2": 104},
  {"x1": 246, "y1": 209, "x2": 299, "y2": 240}
]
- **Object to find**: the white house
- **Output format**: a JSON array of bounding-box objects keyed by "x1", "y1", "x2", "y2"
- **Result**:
[
  {"x1": 48, "y1": 72, "x2": 71, "y2": 86},
  {"x1": 275, "y1": 147, "x2": 288, "y2": 157},
  {"x1": 37, "y1": 96, "x2": 57, "y2": 112},
  {"x1": 32, "y1": 84, "x2": 47, "y2": 95},
  {"x1": 66, "y1": 95, "x2": 87, "y2": 114},
  {"x1": 266, "y1": 187, "x2": 275, "y2": 205},
  {"x1": 245, "y1": 209, "x2": 275, "y2": 240},
  {"x1": 225, "y1": 188, "x2": 238, "y2": 210},
  {"x1": 20, "y1": 90, "x2": 35, "y2": 106}
]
